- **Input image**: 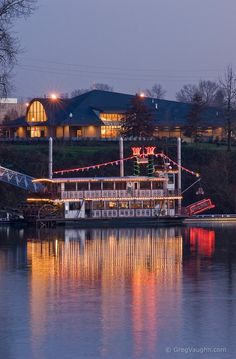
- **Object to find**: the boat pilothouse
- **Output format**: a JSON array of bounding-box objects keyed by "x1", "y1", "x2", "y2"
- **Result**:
[{"x1": 30, "y1": 173, "x2": 181, "y2": 221}]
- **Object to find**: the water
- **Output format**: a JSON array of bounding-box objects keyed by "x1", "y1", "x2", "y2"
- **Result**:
[{"x1": 0, "y1": 225, "x2": 235, "y2": 359}]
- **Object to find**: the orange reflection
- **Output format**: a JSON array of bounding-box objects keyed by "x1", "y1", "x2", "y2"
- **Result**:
[{"x1": 26, "y1": 228, "x2": 183, "y2": 358}]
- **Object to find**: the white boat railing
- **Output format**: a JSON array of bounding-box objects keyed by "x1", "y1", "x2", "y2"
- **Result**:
[{"x1": 60, "y1": 189, "x2": 179, "y2": 200}]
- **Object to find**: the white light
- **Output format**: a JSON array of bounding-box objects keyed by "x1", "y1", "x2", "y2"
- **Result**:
[{"x1": 50, "y1": 93, "x2": 58, "y2": 100}]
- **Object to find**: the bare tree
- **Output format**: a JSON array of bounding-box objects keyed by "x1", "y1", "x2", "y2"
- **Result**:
[
  {"x1": 60, "y1": 92, "x2": 69, "y2": 99},
  {"x1": 145, "y1": 84, "x2": 166, "y2": 99},
  {"x1": 176, "y1": 80, "x2": 221, "y2": 106},
  {"x1": 3, "y1": 108, "x2": 19, "y2": 123},
  {"x1": 176, "y1": 84, "x2": 198, "y2": 103},
  {"x1": 91, "y1": 83, "x2": 113, "y2": 92},
  {"x1": 0, "y1": 0, "x2": 37, "y2": 97},
  {"x1": 219, "y1": 65, "x2": 236, "y2": 152},
  {"x1": 71, "y1": 88, "x2": 89, "y2": 97},
  {"x1": 71, "y1": 83, "x2": 113, "y2": 98},
  {"x1": 198, "y1": 80, "x2": 220, "y2": 106}
]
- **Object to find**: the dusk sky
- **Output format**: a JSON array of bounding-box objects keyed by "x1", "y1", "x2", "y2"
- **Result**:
[{"x1": 13, "y1": 0, "x2": 236, "y2": 100}]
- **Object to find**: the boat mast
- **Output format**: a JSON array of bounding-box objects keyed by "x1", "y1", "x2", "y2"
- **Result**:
[
  {"x1": 177, "y1": 137, "x2": 182, "y2": 214},
  {"x1": 49, "y1": 137, "x2": 53, "y2": 180}
]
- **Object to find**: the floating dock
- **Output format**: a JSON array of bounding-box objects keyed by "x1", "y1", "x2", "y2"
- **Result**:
[{"x1": 185, "y1": 214, "x2": 236, "y2": 223}]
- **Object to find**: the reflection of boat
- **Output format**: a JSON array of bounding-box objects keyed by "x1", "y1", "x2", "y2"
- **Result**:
[{"x1": 0, "y1": 210, "x2": 24, "y2": 225}]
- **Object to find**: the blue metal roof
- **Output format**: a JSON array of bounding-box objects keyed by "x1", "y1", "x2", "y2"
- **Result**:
[{"x1": 7, "y1": 90, "x2": 227, "y2": 128}]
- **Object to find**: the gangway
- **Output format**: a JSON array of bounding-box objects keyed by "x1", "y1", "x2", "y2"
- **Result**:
[
  {"x1": 0, "y1": 165, "x2": 44, "y2": 192},
  {"x1": 185, "y1": 198, "x2": 215, "y2": 216}
]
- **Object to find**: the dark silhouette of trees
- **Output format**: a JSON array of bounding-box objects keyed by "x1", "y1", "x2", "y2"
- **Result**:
[
  {"x1": 185, "y1": 92, "x2": 205, "y2": 141},
  {"x1": 0, "y1": 0, "x2": 37, "y2": 97},
  {"x1": 91, "y1": 83, "x2": 113, "y2": 92},
  {"x1": 145, "y1": 84, "x2": 166, "y2": 99},
  {"x1": 71, "y1": 83, "x2": 113, "y2": 98},
  {"x1": 121, "y1": 94, "x2": 155, "y2": 137},
  {"x1": 71, "y1": 88, "x2": 89, "y2": 97},
  {"x1": 219, "y1": 65, "x2": 236, "y2": 152},
  {"x1": 176, "y1": 80, "x2": 223, "y2": 106}
]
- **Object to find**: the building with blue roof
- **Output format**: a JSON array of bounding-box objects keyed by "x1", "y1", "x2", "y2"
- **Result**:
[{"x1": 2, "y1": 90, "x2": 225, "y2": 140}]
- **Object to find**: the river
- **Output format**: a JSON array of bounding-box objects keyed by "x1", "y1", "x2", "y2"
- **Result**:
[{"x1": 0, "y1": 225, "x2": 235, "y2": 359}]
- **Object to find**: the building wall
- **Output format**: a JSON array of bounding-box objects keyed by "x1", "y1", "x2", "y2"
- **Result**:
[
  {"x1": 63, "y1": 126, "x2": 70, "y2": 139},
  {"x1": 82, "y1": 126, "x2": 100, "y2": 138},
  {"x1": 16, "y1": 127, "x2": 27, "y2": 138},
  {"x1": 56, "y1": 126, "x2": 64, "y2": 138}
]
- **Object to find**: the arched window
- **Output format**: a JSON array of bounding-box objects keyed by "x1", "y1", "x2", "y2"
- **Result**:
[{"x1": 27, "y1": 101, "x2": 47, "y2": 123}]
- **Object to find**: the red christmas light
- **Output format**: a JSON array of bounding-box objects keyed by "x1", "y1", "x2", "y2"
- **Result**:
[
  {"x1": 145, "y1": 146, "x2": 156, "y2": 156},
  {"x1": 131, "y1": 147, "x2": 142, "y2": 157},
  {"x1": 155, "y1": 153, "x2": 200, "y2": 177},
  {"x1": 54, "y1": 156, "x2": 135, "y2": 174}
]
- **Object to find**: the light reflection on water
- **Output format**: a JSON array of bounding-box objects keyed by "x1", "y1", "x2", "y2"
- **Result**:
[{"x1": 0, "y1": 225, "x2": 235, "y2": 359}]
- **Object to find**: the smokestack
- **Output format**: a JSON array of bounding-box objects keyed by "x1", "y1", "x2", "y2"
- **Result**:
[{"x1": 119, "y1": 137, "x2": 124, "y2": 177}]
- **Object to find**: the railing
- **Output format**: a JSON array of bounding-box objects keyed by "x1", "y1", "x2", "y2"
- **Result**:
[
  {"x1": 59, "y1": 189, "x2": 180, "y2": 200},
  {"x1": 0, "y1": 165, "x2": 44, "y2": 192},
  {"x1": 0, "y1": 136, "x2": 178, "y2": 145}
]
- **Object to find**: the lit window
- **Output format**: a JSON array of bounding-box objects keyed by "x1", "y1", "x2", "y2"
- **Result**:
[
  {"x1": 30, "y1": 126, "x2": 46, "y2": 138},
  {"x1": 27, "y1": 101, "x2": 47, "y2": 123},
  {"x1": 101, "y1": 125, "x2": 121, "y2": 138},
  {"x1": 108, "y1": 201, "x2": 117, "y2": 208}
]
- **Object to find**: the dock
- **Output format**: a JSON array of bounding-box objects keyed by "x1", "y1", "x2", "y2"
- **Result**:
[{"x1": 185, "y1": 214, "x2": 236, "y2": 223}]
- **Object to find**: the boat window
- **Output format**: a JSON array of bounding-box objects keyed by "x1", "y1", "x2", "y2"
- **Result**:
[
  {"x1": 93, "y1": 201, "x2": 104, "y2": 210},
  {"x1": 143, "y1": 200, "x2": 153, "y2": 208},
  {"x1": 119, "y1": 201, "x2": 129, "y2": 209},
  {"x1": 90, "y1": 182, "x2": 101, "y2": 190},
  {"x1": 131, "y1": 201, "x2": 142, "y2": 209},
  {"x1": 103, "y1": 182, "x2": 114, "y2": 190},
  {"x1": 169, "y1": 200, "x2": 174, "y2": 209},
  {"x1": 69, "y1": 202, "x2": 81, "y2": 211},
  {"x1": 152, "y1": 181, "x2": 163, "y2": 190},
  {"x1": 77, "y1": 182, "x2": 88, "y2": 191},
  {"x1": 140, "y1": 181, "x2": 151, "y2": 189},
  {"x1": 65, "y1": 182, "x2": 76, "y2": 191},
  {"x1": 107, "y1": 201, "x2": 118, "y2": 208},
  {"x1": 115, "y1": 182, "x2": 126, "y2": 190},
  {"x1": 168, "y1": 174, "x2": 174, "y2": 184}
]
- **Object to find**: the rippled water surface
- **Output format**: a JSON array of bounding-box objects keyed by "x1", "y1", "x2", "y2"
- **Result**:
[{"x1": 0, "y1": 225, "x2": 236, "y2": 359}]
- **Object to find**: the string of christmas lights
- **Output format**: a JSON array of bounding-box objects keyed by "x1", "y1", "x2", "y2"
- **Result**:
[
  {"x1": 155, "y1": 153, "x2": 200, "y2": 177},
  {"x1": 54, "y1": 151, "x2": 199, "y2": 177},
  {"x1": 54, "y1": 156, "x2": 135, "y2": 175}
]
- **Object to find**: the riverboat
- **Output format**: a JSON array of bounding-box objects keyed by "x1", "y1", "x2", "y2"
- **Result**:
[
  {"x1": 22, "y1": 142, "x2": 214, "y2": 227},
  {"x1": 25, "y1": 171, "x2": 184, "y2": 226}
]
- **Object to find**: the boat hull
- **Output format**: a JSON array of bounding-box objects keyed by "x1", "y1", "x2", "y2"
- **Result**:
[{"x1": 35, "y1": 216, "x2": 186, "y2": 228}]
